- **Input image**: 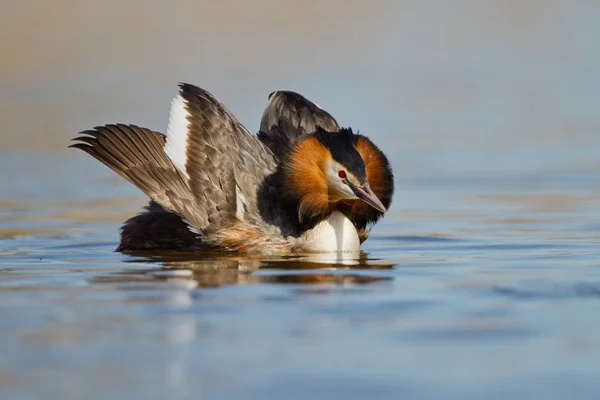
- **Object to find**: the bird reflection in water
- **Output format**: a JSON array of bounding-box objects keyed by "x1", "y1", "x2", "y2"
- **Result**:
[{"x1": 91, "y1": 252, "x2": 395, "y2": 289}]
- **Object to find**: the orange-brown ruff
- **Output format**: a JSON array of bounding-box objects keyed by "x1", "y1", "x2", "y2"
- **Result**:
[
  {"x1": 283, "y1": 136, "x2": 331, "y2": 222},
  {"x1": 71, "y1": 84, "x2": 394, "y2": 253}
]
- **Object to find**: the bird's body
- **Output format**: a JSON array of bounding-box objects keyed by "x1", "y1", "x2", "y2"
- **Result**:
[{"x1": 71, "y1": 84, "x2": 393, "y2": 253}]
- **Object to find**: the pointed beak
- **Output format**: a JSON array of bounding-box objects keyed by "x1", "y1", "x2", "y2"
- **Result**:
[{"x1": 350, "y1": 184, "x2": 386, "y2": 213}]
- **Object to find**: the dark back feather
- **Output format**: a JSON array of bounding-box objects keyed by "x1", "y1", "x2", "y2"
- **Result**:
[{"x1": 258, "y1": 90, "x2": 340, "y2": 155}]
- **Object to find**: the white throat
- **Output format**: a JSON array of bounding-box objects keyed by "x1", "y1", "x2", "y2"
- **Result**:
[{"x1": 300, "y1": 211, "x2": 360, "y2": 253}]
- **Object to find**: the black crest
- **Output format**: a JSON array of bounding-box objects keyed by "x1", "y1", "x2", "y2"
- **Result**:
[{"x1": 315, "y1": 127, "x2": 367, "y2": 182}]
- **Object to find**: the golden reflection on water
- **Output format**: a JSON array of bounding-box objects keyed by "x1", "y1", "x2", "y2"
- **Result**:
[{"x1": 90, "y1": 254, "x2": 395, "y2": 288}]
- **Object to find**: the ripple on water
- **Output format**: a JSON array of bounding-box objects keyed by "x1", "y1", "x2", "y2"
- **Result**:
[{"x1": 493, "y1": 282, "x2": 600, "y2": 301}]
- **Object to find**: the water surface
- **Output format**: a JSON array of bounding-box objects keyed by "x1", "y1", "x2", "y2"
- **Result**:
[{"x1": 1, "y1": 1, "x2": 600, "y2": 399}]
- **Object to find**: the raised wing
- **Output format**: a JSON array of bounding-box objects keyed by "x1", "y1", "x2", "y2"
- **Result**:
[
  {"x1": 258, "y1": 90, "x2": 340, "y2": 155},
  {"x1": 70, "y1": 124, "x2": 195, "y2": 215},
  {"x1": 167, "y1": 83, "x2": 277, "y2": 232},
  {"x1": 72, "y1": 83, "x2": 277, "y2": 235}
]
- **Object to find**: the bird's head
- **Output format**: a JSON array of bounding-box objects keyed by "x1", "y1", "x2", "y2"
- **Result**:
[
  {"x1": 280, "y1": 127, "x2": 391, "y2": 227},
  {"x1": 315, "y1": 128, "x2": 386, "y2": 213}
]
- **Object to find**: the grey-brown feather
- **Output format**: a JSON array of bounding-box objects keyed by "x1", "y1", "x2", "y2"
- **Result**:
[
  {"x1": 70, "y1": 124, "x2": 194, "y2": 214},
  {"x1": 258, "y1": 91, "x2": 340, "y2": 156},
  {"x1": 70, "y1": 86, "x2": 290, "y2": 251},
  {"x1": 177, "y1": 84, "x2": 279, "y2": 233}
]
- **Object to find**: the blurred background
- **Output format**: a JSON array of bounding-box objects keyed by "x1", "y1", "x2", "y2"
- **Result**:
[
  {"x1": 2, "y1": 0, "x2": 599, "y2": 148},
  {"x1": 1, "y1": 1, "x2": 600, "y2": 399},
  {"x1": 2, "y1": 0, "x2": 599, "y2": 211}
]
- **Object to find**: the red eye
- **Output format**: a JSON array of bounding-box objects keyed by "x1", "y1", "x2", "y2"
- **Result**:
[{"x1": 338, "y1": 170, "x2": 347, "y2": 179}]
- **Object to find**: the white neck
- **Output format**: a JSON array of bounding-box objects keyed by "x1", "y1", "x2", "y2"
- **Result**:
[{"x1": 299, "y1": 211, "x2": 360, "y2": 253}]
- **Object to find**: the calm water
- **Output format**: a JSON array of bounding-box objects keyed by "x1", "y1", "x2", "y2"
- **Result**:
[{"x1": 2, "y1": 1, "x2": 600, "y2": 399}]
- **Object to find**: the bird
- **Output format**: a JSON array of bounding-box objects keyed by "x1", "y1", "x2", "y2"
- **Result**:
[{"x1": 70, "y1": 83, "x2": 394, "y2": 253}]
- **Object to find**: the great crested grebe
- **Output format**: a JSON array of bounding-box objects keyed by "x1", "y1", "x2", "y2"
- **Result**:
[{"x1": 71, "y1": 83, "x2": 394, "y2": 253}]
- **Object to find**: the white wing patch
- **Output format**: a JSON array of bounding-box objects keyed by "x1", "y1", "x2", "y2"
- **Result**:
[
  {"x1": 235, "y1": 183, "x2": 246, "y2": 220},
  {"x1": 164, "y1": 93, "x2": 191, "y2": 180},
  {"x1": 183, "y1": 218, "x2": 203, "y2": 236}
]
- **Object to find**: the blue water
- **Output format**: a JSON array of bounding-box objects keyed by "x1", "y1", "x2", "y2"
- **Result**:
[{"x1": 2, "y1": 1, "x2": 600, "y2": 399}]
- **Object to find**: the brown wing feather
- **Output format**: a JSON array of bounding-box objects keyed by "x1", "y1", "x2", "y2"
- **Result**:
[
  {"x1": 70, "y1": 124, "x2": 194, "y2": 214},
  {"x1": 72, "y1": 84, "x2": 279, "y2": 239},
  {"x1": 177, "y1": 84, "x2": 278, "y2": 233}
]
